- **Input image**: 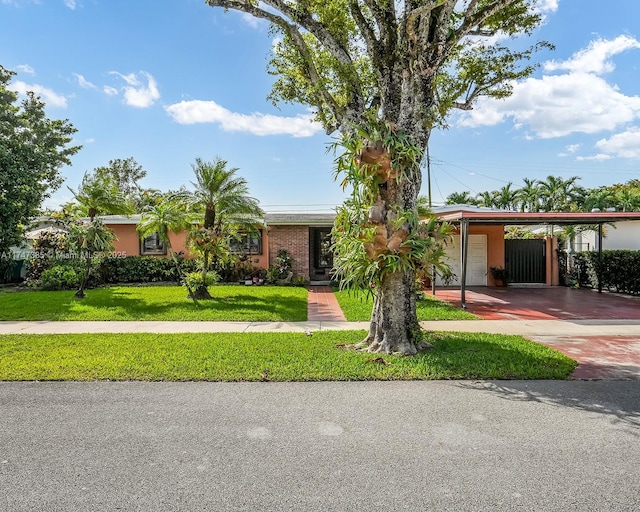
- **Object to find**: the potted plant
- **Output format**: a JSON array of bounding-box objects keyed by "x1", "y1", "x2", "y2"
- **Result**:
[{"x1": 490, "y1": 266, "x2": 509, "y2": 287}]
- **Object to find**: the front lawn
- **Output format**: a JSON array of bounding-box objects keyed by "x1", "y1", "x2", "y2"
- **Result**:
[
  {"x1": 0, "y1": 285, "x2": 308, "y2": 322},
  {"x1": 333, "y1": 288, "x2": 479, "y2": 321},
  {"x1": 0, "y1": 331, "x2": 576, "y2": 381}
]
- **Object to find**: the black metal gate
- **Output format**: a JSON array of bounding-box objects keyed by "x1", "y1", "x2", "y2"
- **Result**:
[{"x1": 505, "y1": 239, "x2": 546, "y2": 283}]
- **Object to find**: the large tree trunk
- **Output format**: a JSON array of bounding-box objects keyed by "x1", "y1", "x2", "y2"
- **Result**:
[
  {"x1": 358, "y1": 132, "x2": 427, "y2": 355},
  {"x1": 361, "y1": 270, "x2": 425, "y2": 355}
]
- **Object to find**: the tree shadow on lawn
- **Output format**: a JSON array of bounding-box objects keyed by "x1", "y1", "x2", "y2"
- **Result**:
[
  {"x1": 457, "y1": 380, "x2": 640, "y2": 435},
  {"x1": 94, "y1": 288, "x2": 308, "y2": 321},
  {"x1": 0, "y1": 287, "x2": 308, "y2": 321}
]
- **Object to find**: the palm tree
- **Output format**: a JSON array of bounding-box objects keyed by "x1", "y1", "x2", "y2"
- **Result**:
[
  {"x1": 184, "y1": 157, "x2": 264, "y2": 299},
  {"x1": 583, "y1": 187, "x2": 615, "y2": 212},
  {"x1": 516, "y1": 178, "x2": 541, "y2": 212},
  {"x1": 137, "y1": 198, "x2": 197, "y2": 294},
  {"x1": 615, "y1": 188, "x2": 640, "y2": 212},
  {"x1": 494, "y1": 182, "x2": 518, "y2": 210},
  {"x1": 67, "y1": 172, "x2": 134, "y2": 298},
  {"x1": 68, "y1": 172, "x2": 134, "y2": 220},
  {"x1": 537, "y1": 175, "x2": 585, "y2": 212},
  {"x1": 444, "y1": 191, "x2": 476, "y2": 206},
  {"x1": 475, "y1": 190, "x2": 497, "y2": 209}
]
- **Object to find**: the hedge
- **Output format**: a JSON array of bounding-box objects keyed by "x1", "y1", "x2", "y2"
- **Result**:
[
  {"x1": 96, "y1": 256, "x2": 198, "y2": 284},
  {"x1": 573, "y1": 250, "x2": 640, "y2": 295}
]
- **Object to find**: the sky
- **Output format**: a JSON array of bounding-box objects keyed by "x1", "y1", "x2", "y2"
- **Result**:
[{"x1": 1, "y1": 0, "x2": 639, "y2": 213}]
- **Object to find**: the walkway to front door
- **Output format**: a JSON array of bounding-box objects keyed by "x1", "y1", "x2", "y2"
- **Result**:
[{"x1": 307, "y1": 286, "x2": 346, "y2": 321}]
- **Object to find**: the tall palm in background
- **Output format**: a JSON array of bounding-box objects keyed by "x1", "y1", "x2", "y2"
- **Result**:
[
  {"x1": 616, "y1": 188, "x2": 640, "y2": 212},
  {"x1": 584, "y1": 187, "x2": 616, "y2": 212},
  {"x1": 537, "y1": 175, "x2": 585, "y2": 212},
  {"x1": 516, "y1": 178, "x2": 541, "y2": 212},
  {"x1": 444, "y1": 191, "x2": 477, "y2": 206},
  {"x1": 475, "y1": 191, "x2": 497, "y2": 209},
  {"x1": 184, "y1": 157, "x2": 263, "y2": 299},
  {"x1": 494, "y1": 183, "x2": 519, "y2": 210}
]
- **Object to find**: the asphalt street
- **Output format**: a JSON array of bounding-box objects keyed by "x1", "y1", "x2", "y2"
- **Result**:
[{"x1": 1, "y1": 381, "x2": 639, "y2": 511}]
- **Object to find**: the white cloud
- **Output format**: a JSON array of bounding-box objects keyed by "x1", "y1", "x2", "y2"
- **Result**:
[
  {"x1": 16, "y1": 64, "x2": 35, "y2": 75},
  {"x1": 544, "y1": 35, "x2": 640, "y2": 74},
  {"x1": 107, "y1": 71, "x2": 160, "y2": 108},
  {"x1": 458, "y1": 36, "x2": 640, "y2": 139},
  {"x1": 460, "y1": 72, "x2": 640, "y2": 138},
  {"x1": 576, "y1": 154, "x2": 613, "y2": 161},
  {"x1": 593, "y1": 127, "x2": 640, "y2": 159},
  {"x1": 239, "y1": 12, "x2": 262, "y2": 29},
  {"x1": 103, "y1": 85, "x2": 118, "y2": 96},
  {"x1": 73, "y1": 73, "x2": 96, "y2": 89},
  {"x1": 10, "y1": 81, "x2": 67, "y2": 108},
  {"x1": 565, "y1": 144, "x2": 581, "y2": 153},
  {"x1": 535, "y1": 0, "x2": 558, "y2": 14},
  {"x1": 165, "y1": 100, "x2": 323, "y2": 137},
  {"x1": 64, "y1": 0, "x2": 76, "y2": 9}
]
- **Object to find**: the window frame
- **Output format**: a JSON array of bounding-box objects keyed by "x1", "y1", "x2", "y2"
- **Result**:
[
  {"x1": 229, "y1": 229, "x2": 263, "y2": 255},
  {"x1": 139, "y1": 232, "x2": 167, "y2": 256}
]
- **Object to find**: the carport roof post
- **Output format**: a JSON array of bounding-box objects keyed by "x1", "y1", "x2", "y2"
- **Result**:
[{"x1": 460, "y1": 218, "x2": 469, "y2": 309}]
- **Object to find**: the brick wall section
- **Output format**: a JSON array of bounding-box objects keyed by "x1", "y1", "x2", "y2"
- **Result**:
[{"x1": 268, "y1": 225, "x2": 310, "y2": 279}]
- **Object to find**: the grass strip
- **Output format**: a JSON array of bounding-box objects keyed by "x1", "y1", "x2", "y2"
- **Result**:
[
  {"x1": 0, "y1": 331, "x2": 576, "y2": 381},
  {"x1": 0, "y1": 285, "x2": 308, "y2": 322},
  {"x1": 333, "y1": 288, "x2": 479, "y2": 321}
]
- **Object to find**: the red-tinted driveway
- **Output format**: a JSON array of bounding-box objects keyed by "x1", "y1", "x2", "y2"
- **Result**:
[
  {"x1": 427, "y1": 286, "x2": 640, "y2": 380},
  {"x1": 428, "y1": 286, "x2": 640, "y2": 321}
]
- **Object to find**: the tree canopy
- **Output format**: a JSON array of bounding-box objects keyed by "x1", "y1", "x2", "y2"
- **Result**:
[
  {"x1": 204, "y1": 0, "x2": 550, "y2": 354},
  {"x1": 0, "y1": 65, "x2": 80, "y2": 258}
]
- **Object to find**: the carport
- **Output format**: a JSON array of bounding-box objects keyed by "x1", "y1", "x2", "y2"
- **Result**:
[{"x1": 435, "y1": 209, "x2": 640, "y2": 309}]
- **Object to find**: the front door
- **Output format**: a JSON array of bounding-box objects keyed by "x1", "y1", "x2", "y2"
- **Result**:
[{"x1": 310, "y1": 227, "x2": 333, "y2": 281}]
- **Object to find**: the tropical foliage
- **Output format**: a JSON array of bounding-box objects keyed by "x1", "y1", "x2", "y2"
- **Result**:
[
  {"x1": 180, "y1": 157, "x2": 264, "y2": 299},
  {"x1": 67, "y1": 219, "x2": 117, "y2": 298},
  {"x1": 0, "y1": 65, "x2": 80, "y2": 276},
  {"x1": 137, "y1": 197, "x2": 197, "y2": 295},
  {"x1": 66, "y1": 170, "x2": 134, "y2": 298},
  {"x1": 446, "y1": 177, "x2": 640, "y2": 213}
]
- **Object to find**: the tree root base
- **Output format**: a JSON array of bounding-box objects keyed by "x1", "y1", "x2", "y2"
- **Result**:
[
  {"x1": 188, "y1": 288, "x2": 212, "y2": 300},
  {"x1": 340, "y1": 338, "x2": 434, "y2": 356}
]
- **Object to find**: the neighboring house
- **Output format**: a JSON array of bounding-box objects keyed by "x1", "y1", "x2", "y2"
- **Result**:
[{"x1": 576, "y1": 220, "x2": 640, "y2": 251}]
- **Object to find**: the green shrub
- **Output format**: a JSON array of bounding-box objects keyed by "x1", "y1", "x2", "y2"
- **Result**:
[
  {"x1": 38, "y1": 265, "x2": 79, "y2": 291},
  {"x1": 292, "y1": 275, "x2": 307, "y2": 287},
  {"x1": 182, "y1": 271, "x2": 220, "y2": 291},
  {"x1": 573, "y1": 250, "x2": 640, "y2": 295},
  {"x1": 96, "y1": 256, "x2": 198, "y2": 284}
]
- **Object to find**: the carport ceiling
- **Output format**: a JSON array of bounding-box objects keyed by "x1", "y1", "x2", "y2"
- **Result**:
[{"x1": 436, "y1": 211, "x2": 640, "y2": 225}]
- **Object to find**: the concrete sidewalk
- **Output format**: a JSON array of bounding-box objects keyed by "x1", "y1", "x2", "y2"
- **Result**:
[{"x1": 2, "y1": 318, "x2": 640, "y2": 335}]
